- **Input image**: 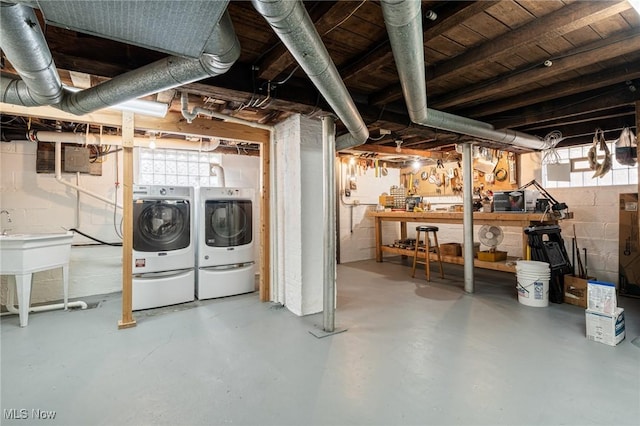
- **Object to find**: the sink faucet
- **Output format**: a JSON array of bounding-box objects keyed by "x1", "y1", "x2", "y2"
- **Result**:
[{"x1": 1, "y1": 210, "x2": 12, "y2": 235}]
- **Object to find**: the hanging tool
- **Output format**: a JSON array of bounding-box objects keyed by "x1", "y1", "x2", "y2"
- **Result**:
[
  {"x1": 583, "y1": 248, "x2": 588, "y2": 278},
  {"x1": 573, "y1": 224, "x2": 585, "y2": 278},
  {"x1": 571, "y1": 237, "x2": 576, "y2": 276}
]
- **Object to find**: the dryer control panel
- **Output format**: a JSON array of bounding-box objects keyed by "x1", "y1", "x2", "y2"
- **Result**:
[
  {"x1": 200, "y1": 187, "x2": 253, "y2": 199},
  {"x1": 133, "y1": 185, "x2": 192, "y2": 197}
]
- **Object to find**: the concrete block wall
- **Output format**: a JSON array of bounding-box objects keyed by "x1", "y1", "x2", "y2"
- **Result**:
[
  {"x1": 521, "y1": 152, "x2": 637, "y2": 285},
  {"x1": 338, "y1": 163, "x2": 401, "y2": 263},
  {"x1": 0, "y1": 139, "x2": 261, "y2": 306}
]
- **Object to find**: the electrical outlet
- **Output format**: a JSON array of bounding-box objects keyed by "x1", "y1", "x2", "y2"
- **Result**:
[{"x1": 380, "y1": 128, "x2": 391, "y2": 135}]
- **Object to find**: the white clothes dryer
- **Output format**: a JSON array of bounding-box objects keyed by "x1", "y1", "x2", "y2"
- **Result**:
[
  {"x1": 196, "y1": 187, "x2": 255, "y2": 299},
  {"x1": 132, "y1": 185, "x2": 195, "y2": 310}
]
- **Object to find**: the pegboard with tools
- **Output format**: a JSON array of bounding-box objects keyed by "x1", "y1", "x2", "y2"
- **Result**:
[{"x1": 400, "y1": 151, "x2": 517, "y2": 199}]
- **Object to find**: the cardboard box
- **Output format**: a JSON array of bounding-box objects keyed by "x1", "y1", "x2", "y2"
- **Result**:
[
  {"x1": 477, "y1": 250, "x2": 507, "y2": 262},
  {"x1": 563, "y1": 275, "x2": 594, "y2": 308},
  {"x1": 585, "y1": 308, "x2": 625, "y2": 346},
  {"x1": 440, "y1": 243, "x2": 462, "y2": 257},
  {"x1": 619, "y1": 194, "x2": 640, "y2": 297}
]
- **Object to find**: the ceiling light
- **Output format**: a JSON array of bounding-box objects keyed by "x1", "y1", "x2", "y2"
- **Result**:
[
  {"x1": 64, "y1": 86, "x2": 168, "y2": 118},
  {"x1": 412, "y1": 160, "x2": 421, "y2": 170},
  {"x1": 395, "y1": 140, "x2": 403, "y2": 153},
  {"x1": 425, "y1": 10, "x2": 437, "y2": 21},
  {"x1": 148, "y1": 132, "x2": 157, "y2": 150}
]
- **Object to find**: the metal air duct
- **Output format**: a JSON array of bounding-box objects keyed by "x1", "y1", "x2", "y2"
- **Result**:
[
  {"x1": 1, "y1": 3, "x2": 239, "y2": 116},
  {"x1": 380, "y1": 0, "x2": 545, "y2": 150},
  {"x1": 0, "y1": 3, "x2": 63, "y2": 105},
  {"x1": 251, "y1": 0, "x2": 369, "y2": 148}
]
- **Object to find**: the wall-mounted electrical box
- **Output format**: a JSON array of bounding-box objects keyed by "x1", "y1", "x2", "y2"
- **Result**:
[{"x1": 64, "y1": 147, "x2": 91, "y2": 173}]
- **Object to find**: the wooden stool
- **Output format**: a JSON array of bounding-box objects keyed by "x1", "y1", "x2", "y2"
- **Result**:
[{"x1": 412, "y1": 225, "x2": 444, "y2": 281}]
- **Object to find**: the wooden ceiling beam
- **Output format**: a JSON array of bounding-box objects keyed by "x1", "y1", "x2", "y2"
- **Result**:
[
  {"x1": 530, "y1": 115, "x2": 636, "y2": 143},
  {"x1": 369, "y1": 1, "x2": 632, "y2": 107},
  {"x1": 432, "y1": 0, "x2": 632, "y2": 82},
  {"x1": 489, "y1": 86, "x2": 639, "y2": 130},
  {"x1": 432, "y1": 29, "x2": 640, "y2": 110},
  {"x1": 340, "y1": 1, "x2": 497, "y2": 83},
  {"x1": 462, "y1": 61, "x2": 640, "y2": 119},
  {"x1": 0, "y1": 103, "x2": 271, "y2": 144},
  {"x1": 344, "y1": 143, "x2": 443, "y2": 158}
]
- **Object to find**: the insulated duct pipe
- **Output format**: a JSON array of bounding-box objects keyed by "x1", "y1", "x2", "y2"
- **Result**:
[
  {"x1": 251, "y1": 0, "x2": 369, "y2": 148},
  {"x1": 0, "y1": 2, "x2": 64, "y2": 106},
  {"x1": 1, "y1": 4, "x2": 239, "y2": 116},
  {"x1": 379, "y1": 0, "x2": 546, "y2": 151}
]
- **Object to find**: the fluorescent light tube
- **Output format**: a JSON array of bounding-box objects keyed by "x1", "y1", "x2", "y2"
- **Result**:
[{"x1": 629, "y1": 0, "x2": 640, "y2": 15}]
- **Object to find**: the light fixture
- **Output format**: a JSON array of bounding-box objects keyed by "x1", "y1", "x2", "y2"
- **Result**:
[
  {"x1": 629, "y1": 0, "x2": 640, "y2": 15},
  {"x1": 425, "y1": 10, "x2": 437, "y2": 21},
  {"x1": 412, "y1": 160, "x2": 421, "y2": 170},
  {"x1": 395, "y1": 139, "x2": 403, "y2": 153},
  {"x1": 64, "y1": 86, "x2": 169, "y2": 118},
  {"x1": 148, "y1": 132, "x2": 157, "y2": 150}
]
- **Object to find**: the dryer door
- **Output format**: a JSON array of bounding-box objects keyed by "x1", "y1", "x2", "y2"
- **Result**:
[
  {"x1": 204, "y1": 199, "x2": 252, "y2": 247},
  {"x1": 133, "y1": 200, "x2": 191, "y2": 252}
]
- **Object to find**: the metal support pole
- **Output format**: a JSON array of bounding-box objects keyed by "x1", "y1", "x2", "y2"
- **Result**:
[
  {"x1": 462, "y1": 143, "x2": 475, "y2": 293},
  {"x1": 322, "y1": 116, "x2": 336, "y2": 332}
]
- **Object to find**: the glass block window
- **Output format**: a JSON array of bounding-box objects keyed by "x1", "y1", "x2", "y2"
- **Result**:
[
  {"x1": 543, "y1": 142, "x2": 637, "y2": 188},
  {"x1": 138, "y1": 148, "x2": 223, "y2": 187}
]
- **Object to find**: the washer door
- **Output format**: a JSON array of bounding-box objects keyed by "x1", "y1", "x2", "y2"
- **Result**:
[
  {"x1": 204, "y1": 200, "x2": 252, "y2": 247},
  {"x1": 133, "y1": 200, "x2": 190, "y2": 252}
]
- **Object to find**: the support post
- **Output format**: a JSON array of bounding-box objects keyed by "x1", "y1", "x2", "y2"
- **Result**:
[
  {"x1": 260, "y1": 132, "x2": 272, "y2": 301},
  {"x1": 118, "y1": 111, "x2": 136, "y2": 329},
  {"x1": 462, "y1": 143, "x2": 475, "y2": 293},
  {"x1": 322, "y1": 116, "x2": 336, "y2": 332}
]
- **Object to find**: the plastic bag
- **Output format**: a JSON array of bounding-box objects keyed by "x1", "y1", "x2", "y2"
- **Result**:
[{"x1": 615, "y1": 127, "x2": 637, "y2": 167}]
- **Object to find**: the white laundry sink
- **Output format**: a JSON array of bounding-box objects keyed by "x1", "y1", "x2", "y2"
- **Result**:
[
  {"x1": 0, "y1": 232, "x2": 73, "y2": 275},
  {"x1": 0, "y1": 232, "x2": 74, "y2": 327}
]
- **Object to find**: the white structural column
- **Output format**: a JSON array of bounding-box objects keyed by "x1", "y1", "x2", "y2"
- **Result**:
[
  {"x1": 274, "y1": 114, "x2": 324, "y2": 316},
  {"x1": 462, "y1": 143, "x2": 475, "y2": 293},
  {"x1": 322, "y1": 116, "x2": 336, "y2": 332}
]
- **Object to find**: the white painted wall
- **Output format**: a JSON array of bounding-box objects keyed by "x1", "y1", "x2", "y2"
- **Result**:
[
  {"x1": 0, "y1": 139, "x2": 261, "y2": 306},
  {"x1": 337, "y1": 162, "x2": 400, "y2": 263},
  {"x1": 273, "y1": 114, "x2": 324, "y2": 316}
]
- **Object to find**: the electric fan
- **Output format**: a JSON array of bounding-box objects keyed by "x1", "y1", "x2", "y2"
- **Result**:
[{"x1": 477, "y1": 225, "x2": 507, "y2": 261}]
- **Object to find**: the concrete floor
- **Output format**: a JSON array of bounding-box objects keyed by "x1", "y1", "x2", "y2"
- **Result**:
[{"x1": 1, "y1": 258, "x2": 639, "y2": 426}]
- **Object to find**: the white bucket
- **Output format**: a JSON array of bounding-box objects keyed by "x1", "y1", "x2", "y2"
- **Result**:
[{"x1": 516, "y1": 261, "x2": 550, "y2": 307}]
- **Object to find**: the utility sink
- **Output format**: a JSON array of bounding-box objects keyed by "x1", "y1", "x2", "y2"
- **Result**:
[{"x1": 0, "y1": 232, "x2": 73, "y2": 326}]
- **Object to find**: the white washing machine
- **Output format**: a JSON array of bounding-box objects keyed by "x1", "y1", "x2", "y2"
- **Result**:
[
  {"x1": 196, "y1": 187, "x2": 255, "y2": 299},
  {"x1": 132, "y1": 185, "x2": 195, "y2": 310}
]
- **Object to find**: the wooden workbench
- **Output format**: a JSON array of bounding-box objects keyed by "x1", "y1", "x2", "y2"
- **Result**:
[{"x1": 368, "y1": 211, "x2": 558, "y2": 273}]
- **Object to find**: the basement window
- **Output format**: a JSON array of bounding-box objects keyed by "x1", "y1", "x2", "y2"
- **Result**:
[
  {"x1": 543, "y1": 142, "x2": 638, "y2": 188},
  {"x1": 137, "y1": 148, "x2": 223, "y2": 187}
]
